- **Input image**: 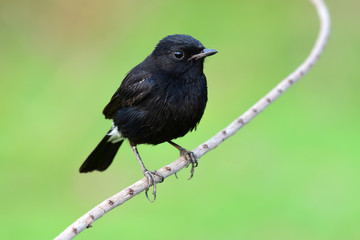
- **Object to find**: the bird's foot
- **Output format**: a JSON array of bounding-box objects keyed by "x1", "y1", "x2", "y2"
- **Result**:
[
  {"x1": 180, "y1": 149, "x2": 198, "y2": 180},
  {"x1": 143, "y1": 170, "x2": 164, "y2": 202}
]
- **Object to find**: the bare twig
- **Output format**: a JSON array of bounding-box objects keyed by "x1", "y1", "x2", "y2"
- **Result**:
[{"x1": 55, "y1": 0, "x2": 330, "y2": 239}]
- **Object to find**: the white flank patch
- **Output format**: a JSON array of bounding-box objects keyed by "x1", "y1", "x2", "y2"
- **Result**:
[{"x1": 107, "y1": 122, "x2": 124, "y2": 143}]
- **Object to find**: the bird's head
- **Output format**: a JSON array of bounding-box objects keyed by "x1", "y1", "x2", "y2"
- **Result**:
[{"x1": 150, "y1": 34, "x2": 217, "y2": 76}]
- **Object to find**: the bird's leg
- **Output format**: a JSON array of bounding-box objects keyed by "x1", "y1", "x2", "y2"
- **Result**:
[
  {"x1": 167, "y1": 140, "x2": 198, "y2": 180},
  {"x1": 130, "y1": 142, "x2": 164, "y2": 202}
]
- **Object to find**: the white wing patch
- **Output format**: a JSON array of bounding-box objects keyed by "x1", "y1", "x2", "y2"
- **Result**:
[{"x1": 107, "y1": 122, "x2": 124, "y2": 143}]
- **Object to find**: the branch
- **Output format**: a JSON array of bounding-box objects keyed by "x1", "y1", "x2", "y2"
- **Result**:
[{"x1": 55, "y1": 0, "x2": 331, "y2": 239}]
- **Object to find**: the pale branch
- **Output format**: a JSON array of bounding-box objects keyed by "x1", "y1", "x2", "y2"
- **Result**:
[{"x1": 55, "y1": 0, "x2": 331, "y2": 239}]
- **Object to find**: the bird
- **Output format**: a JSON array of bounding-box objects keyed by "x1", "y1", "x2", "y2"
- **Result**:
[{"x1": 79, "y1": 34, "x2": 217, "y2": 201}]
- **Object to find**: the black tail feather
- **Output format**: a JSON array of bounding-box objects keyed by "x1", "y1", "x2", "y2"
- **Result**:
[{"x1": 79, "y1": 134, "x2": 123, "y2": 173}]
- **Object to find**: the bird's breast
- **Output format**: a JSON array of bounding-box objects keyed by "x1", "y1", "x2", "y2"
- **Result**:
[
  {"x1": 162, "y1": 76, "x2": 206, "y2": 117},
  {"x1": 116, "y1": 75, "x2": 207, "y2": 145}
]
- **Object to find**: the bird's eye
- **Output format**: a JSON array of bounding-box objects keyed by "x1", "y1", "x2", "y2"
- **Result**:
[{"x1": 173, "y1": 51, "x2": 184, "y2": 59}]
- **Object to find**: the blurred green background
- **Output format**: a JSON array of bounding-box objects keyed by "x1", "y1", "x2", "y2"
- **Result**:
[{"x1": 1, "y1": 0, "x2": 359, "y2": 239}]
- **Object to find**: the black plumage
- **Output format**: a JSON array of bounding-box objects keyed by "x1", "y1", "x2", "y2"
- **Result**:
[{"x1": 79, "y1": 34, "x2": 217, "y2": 200}]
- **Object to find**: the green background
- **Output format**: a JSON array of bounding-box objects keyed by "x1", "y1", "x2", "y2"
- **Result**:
[{"x1": 1, "y1": 0, "x2": 359, "y2": 239}]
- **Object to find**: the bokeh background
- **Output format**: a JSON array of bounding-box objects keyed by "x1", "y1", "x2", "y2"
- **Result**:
[{"x1": 1, "y1": 0, "x2": 359, "y2": 239}]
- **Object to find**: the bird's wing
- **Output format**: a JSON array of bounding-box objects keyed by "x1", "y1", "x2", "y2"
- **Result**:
[{"x1": 102, "y1": 72, "x2": 157, "y2": 119}]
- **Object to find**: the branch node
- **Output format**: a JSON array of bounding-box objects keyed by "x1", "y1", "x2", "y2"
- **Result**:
[
  {"x1": 108, "y1": 200, "x2": 114, "y2": 206},
  {"x1": 128, "y1": 188, "x2": 134, "y2": 196},
  {"x1": 237, "y1": 118, "x2": 245, "y2": 124}
]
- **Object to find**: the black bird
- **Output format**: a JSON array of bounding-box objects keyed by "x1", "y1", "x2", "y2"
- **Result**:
[{"x1": 79, "y1": 34, "x2": 217, "y2": 200}]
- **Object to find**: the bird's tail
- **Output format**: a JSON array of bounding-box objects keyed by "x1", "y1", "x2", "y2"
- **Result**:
[{"x1": 79, "y1": 132, "x2": 123, "y2": 173}]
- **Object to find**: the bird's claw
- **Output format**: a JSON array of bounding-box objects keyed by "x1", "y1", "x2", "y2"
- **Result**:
[
  {"x1": 180, "y1": 150, "x2": 198, "y2": 180},
  {"x1": 144, "y1": 170, "x2": 164, "y2": 202}
]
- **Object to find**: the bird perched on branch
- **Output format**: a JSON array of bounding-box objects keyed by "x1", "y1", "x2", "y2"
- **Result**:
[{"x1": 79, "y1": 34, "x2": 217, "y2": 201}]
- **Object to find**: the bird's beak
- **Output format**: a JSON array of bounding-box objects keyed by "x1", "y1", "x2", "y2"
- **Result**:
[{"x1": 188, "y1": 49, "x2": 218, "y2": 61}]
